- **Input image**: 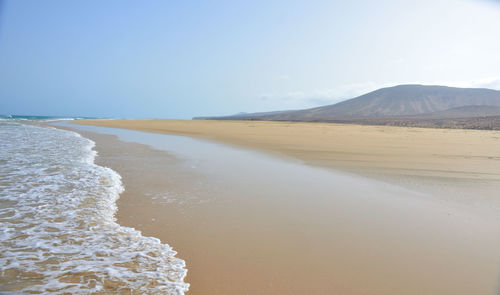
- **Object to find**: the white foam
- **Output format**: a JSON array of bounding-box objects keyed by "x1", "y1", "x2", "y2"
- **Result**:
[{"x1": 0, "y1": 122, "x2": 189, "y2": 294}]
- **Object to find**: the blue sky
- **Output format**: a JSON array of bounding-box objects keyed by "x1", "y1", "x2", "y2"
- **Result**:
[{"x1": 1, "y1": 0, "x2": 500, "y2": 118}]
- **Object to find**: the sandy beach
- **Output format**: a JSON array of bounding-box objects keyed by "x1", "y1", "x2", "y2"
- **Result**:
[
  {"x1": 71, "y1": 120, "x2": 500, "y2": 294},
  {"x1": 5, "y1": 0, "x2": 500, "y2": 293},
  {"x1": 76, "y1": 120, "x2": 500, "y2": 206}
]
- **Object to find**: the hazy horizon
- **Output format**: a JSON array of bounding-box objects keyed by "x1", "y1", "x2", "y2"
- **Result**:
[{"x1": 1, "y1": 0, "x2": 500, "y2": 119}]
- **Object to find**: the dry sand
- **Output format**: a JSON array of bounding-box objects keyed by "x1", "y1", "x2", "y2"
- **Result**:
[{"x1": 71, "y1": 120, "x2": 500, "y2": 294}]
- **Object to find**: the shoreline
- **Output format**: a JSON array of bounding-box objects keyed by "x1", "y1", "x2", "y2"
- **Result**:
[
  {"x1": 1, "y1": 121, "x2": 189, "y2": 294},
  {"x1": 63, "y1": 121, "x2": 500, "y2": 294},
  {"x1": 74, "y1": 119, "x2": 500, "y2": 217}
]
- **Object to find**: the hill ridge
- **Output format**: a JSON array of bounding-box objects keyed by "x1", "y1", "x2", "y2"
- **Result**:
[{"x1": 195, "y1": 84, "x2": 500, "y2": 121}]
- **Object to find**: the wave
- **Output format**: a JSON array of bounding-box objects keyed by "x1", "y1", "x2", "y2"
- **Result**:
[{"x1": 0, "y1": 122, "x2": 189, "y2": 294}]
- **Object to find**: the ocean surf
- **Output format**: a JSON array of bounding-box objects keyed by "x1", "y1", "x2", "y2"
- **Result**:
[{"x1": 0, "y1": 121, "x2": 188, "y2": 294}]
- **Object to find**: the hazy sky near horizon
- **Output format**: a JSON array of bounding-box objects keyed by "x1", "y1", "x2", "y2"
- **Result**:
[{"x1": 1, "y1": 0, "x2": 500, "y2": 118}]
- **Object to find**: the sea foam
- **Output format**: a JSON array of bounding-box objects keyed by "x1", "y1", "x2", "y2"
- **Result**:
[{"x1": 0, "y1": 122, "x2": 189, "y2": 294}]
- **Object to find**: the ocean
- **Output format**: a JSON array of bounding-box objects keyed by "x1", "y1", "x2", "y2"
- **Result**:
[
  {"x1": 0, "y1": 115, "x2": 89, "y2": 121},
  {"x1": 0, "y1": 120, "x2": 188, "y2": 294}
]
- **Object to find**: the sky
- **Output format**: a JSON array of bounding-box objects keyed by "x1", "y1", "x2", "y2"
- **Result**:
[{"x1": 0, "y1": 0, "x2": 500, "y2": 119}]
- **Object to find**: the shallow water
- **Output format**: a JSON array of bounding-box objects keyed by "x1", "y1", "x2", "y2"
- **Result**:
[{"x1": 0, "y1": 122, "x2": 188, "y2": 294}]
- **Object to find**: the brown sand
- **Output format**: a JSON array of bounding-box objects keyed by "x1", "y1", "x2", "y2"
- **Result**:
[
  {"x1": 71, "y1": 121, "x2": 500, "y2": 294},
  {"x1": 76, "y1": 120, "x2": 500, "y2": 203}
]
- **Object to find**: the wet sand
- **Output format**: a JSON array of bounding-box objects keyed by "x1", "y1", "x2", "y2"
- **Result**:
[
  {"x1": 75, "y1": 120, "x2": 500, "y2": 213},
  {"x1": 76, "y1": 120, "x2": 500, "y2": 177},
  {"x1": 70, "y1": 121, "x2": 500, "y2": 294}
]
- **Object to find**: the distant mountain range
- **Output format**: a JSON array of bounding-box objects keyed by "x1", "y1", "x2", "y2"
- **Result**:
[{"x1": 194, "y1": 85, "x2": 500, "y2": 129}]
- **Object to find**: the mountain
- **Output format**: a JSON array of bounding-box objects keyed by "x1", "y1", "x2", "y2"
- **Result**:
[
  {"x1": 299, "y1": 85, "x2": 500, "y2": 119},
  {"x1": 408, "y1": 105, "x2": 500, "y2": 119},
  {"x1": 195, "y1": 85, "x2": 500, "y2": 122}
]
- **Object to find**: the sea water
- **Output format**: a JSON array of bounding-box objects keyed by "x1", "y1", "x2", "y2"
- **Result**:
[{"x1": 0, "y1": 121, "x2": 188, "y2": 294}]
